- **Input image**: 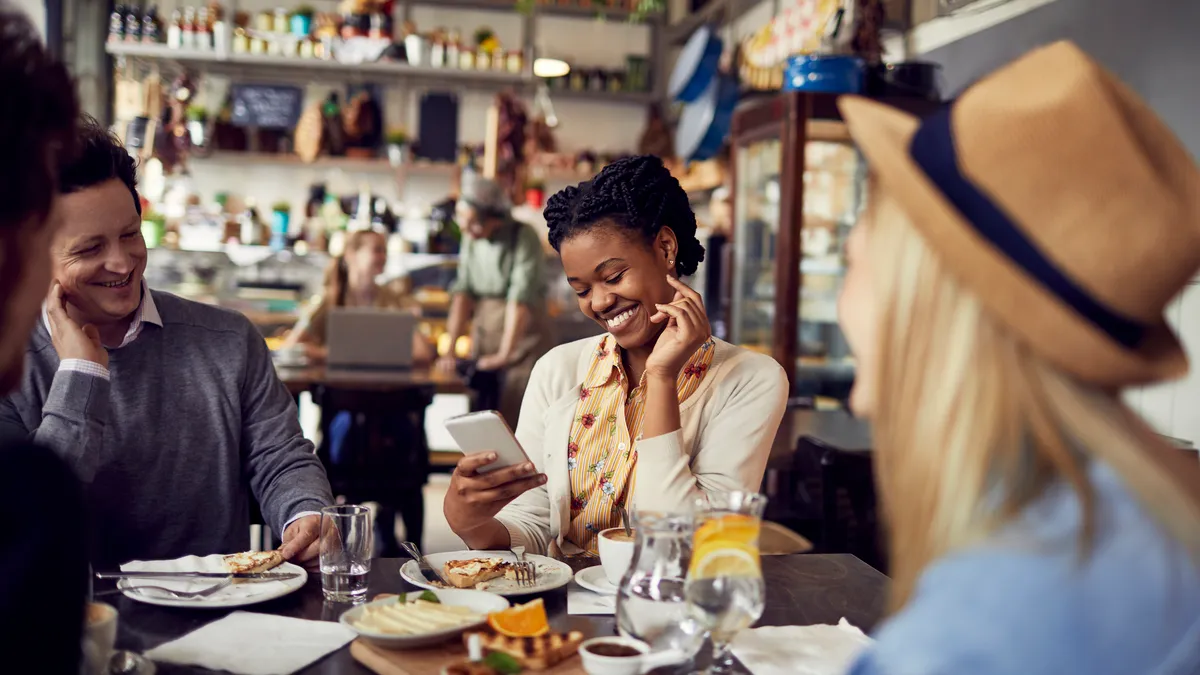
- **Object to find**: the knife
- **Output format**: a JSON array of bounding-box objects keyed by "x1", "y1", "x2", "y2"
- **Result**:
[
  {"x1": 95, "y1": 571, "x2": 302, "y2": 581},
  {"x1": 399, "y1": 540, "x2": 449, "y2": 586}
]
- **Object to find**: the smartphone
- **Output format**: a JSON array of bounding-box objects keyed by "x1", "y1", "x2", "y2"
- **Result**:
[{"x1": 444, "y1": 410, "x2": 532, "y2": 474}]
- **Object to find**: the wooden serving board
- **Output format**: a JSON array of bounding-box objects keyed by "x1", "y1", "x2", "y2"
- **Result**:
[{"x1": 350, "y1": 639, "x2": 587, "y2": 675}]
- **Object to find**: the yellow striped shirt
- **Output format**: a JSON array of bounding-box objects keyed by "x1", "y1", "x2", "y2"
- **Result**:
[{"x1": 564, "y1": 336, "x2": 717, "y2": 553}]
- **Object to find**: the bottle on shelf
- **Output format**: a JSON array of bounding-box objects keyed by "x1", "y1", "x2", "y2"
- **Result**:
[
  {"x1": 181, "y1": 7, "x2": 196, "y2": 49},
  {"x1": 321, "y1": 93, "x2": 346, "y2": 157},
  {"x1": 446, "y1": 28, "x2": 461, "y2": 69},
  {"x1": 196, "y1": 7, "x2": 211, "y2": 50},
  {"x1": 141, "y1": 6, "x2": 160, "y2": 44},
  {"x1": 108, "y1": 4, "x2": 126, "y2": 43},
  {"x1": 124, "y1": 4, "x2": 142, "y2": 42},
  {"x1": 167, "y1": 8, "x2": 182, "y2": 48}
]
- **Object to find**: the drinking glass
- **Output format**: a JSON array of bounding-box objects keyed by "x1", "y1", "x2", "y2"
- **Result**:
[
  {"x1": 685, "y1": 491, "x2": 768, "y2": 674},
  {"x1": 615, "y1": 510, "x2": 705, "y2": 659},
  {"x1": 319, "y1": 504, "x2": 371, "y2": 602}
]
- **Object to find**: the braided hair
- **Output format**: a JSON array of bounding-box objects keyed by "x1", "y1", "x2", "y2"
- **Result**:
[{"x1": 544, "y1": 155, "x2": 705, "y2": 277}]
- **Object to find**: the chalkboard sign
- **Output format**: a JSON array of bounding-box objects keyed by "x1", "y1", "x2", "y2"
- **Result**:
[{"x1": 230, "y1": 84, "x2": 303, "y2": 129}]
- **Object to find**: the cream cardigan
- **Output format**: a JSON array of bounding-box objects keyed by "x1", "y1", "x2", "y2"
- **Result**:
[{"x1": 496, "y1": 334, "x2": 789, "y2": 555}]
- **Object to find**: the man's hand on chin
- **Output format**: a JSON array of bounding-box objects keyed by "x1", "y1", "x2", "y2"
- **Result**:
[{"x1": 280, "y1": 515, "x2": 321, "y2": 569}]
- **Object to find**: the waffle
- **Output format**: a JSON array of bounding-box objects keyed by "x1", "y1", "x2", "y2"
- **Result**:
[{"x1": 463, "y1": 630, "x2": 585, "y2": 671}]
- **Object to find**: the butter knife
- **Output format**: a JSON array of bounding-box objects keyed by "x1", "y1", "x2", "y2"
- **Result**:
[
  {"x1": 95, "y1": 571, "x2": 301, "y2": 581},
  {"x1": 399, "y1": 541, "x2": 448, "y2": 586}
]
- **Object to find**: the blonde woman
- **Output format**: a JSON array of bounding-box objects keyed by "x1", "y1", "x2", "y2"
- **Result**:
[
  {"x1": 285, "y1": 228, "x2": 434, "y2": 364},
  {"x1": 837, "y1": 43, "x2": 1200, "y2": 673}
]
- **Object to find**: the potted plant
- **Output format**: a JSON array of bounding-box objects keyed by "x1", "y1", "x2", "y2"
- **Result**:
[
  {"x1": 270, "y1": 201, "x2": 291, "y2": 252},
  {"x1": 290, "y1": 5, "x2": 314, "y2": 38},
  {"x1": 385, "y1": 128, "x2": 410, "y2": 166}
]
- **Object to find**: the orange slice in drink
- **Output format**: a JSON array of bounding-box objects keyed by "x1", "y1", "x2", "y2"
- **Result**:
[
  {"x1": 690, "y1": 540, "x2": 761, "y2": 577},
  {"x1": 694, "y1": 514, "x2": 761, "y2": 549},
  {"x1": 487, "y1": 598, "x2": 550, "y2": 637}
]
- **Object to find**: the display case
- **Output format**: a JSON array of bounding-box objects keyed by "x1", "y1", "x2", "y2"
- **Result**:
[{"x1": 728, "y1": 93, "x2": 937, "y2": 401}]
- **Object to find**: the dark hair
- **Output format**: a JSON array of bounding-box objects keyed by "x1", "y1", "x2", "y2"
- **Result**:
[
  {"x1": 544, "y1": 155, "x2": 705, "y2": 277},
  {"x1": 61, "y1": 116, "x2": 141, "y2": 215},
  {"x1": 0, "y1": 6, "x2": 79, "y2": 232}
]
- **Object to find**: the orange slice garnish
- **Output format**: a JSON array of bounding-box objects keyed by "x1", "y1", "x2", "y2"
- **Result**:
[{"x1": 487, "y1": 598, "x2": 550, "y2": 638}]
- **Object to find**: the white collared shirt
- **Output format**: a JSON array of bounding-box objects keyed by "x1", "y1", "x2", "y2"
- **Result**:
[
  {"x1": 41, "y1": 279, "x2": 163, "y2": 381},
  {"x1": 41, "y1": 282, "x2": 318, "y2": 530}
]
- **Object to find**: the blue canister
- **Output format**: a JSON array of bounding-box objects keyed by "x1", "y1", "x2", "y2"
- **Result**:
[
  {"x1": 783, "y1": 54, "x2": 865, "y2": 94},
  {"x1": 290, "y1": 13, "x2": 312, "y2": 39},
  {"x1": 270, "y1": 210, "x2": 290, "y2": 252}
]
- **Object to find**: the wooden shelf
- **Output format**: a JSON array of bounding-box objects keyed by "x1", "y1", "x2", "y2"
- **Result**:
[
  {"x1": 190, "y1": 151, "x2": 461, "y2": 177},
  {"x1": 106, "y1": 42, "x2": 531, "y2": 87},
  {"x1": 546, "y1": 87, "x2": 656, "y2": 104},
  {"x1": 409, "y1": 0, "x2": 665, "y2": 23}
]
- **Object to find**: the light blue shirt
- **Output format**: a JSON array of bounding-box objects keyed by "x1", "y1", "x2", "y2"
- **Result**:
[{"x1": 849, "y1": 462, "x2": 1200, "y2": 675}]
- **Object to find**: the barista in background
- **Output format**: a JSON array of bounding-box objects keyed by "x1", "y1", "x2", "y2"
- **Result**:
[
  {"x1": 284, "y1": 228, "x2": 435, "y2": 364},
  {"x1": 436, "y1": 176, "x2": 551, "y2": 427}
]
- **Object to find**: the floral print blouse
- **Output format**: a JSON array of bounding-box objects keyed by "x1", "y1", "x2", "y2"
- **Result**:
[{"x1": 564, "y1": 335, "x2": 716, "y2": 552}]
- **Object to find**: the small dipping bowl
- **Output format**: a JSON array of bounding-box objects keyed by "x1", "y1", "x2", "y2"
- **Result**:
[{"x1": 579, "y1": 636, "x2": 651, "y2": 675}]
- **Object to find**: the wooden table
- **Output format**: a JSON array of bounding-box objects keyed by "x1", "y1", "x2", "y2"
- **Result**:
[
  {"x1": 274, "y1": 365, "x2": 470, "y2": 397},
  {"x1": 107, "y1": 554, "x2": 887, "y2": 674}
]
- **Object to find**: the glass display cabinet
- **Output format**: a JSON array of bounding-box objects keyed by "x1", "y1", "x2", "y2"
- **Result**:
[{"x1": 728, "y1": 93, "x2": 937, "y2": 402}]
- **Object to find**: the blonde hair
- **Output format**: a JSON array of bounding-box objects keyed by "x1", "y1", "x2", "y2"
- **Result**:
[
  {"x1": 323, "y1": 229, "x2": 386, "y2": 307},
  {"x1": 865, "y1": 189, "x2": 1200, "y2": 612}
]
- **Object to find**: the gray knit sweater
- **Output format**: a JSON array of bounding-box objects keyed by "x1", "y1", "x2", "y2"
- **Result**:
[{"x1": 0, "y1": 290, "x2": 333, "y2": 567}]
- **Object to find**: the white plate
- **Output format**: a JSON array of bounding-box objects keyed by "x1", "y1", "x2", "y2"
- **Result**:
[
  {"x1": 118, "y1": 562, "x2": 308, "y2": 609},
  {"x1": 340, "y1": 589, "x2": 510, "y2": 649},
  {"x1": 401, "y1": 551, "x2": 574, "y2": 596},
  {"x1": 573, "y1": 566, "x2": 618, "y2": 596}
]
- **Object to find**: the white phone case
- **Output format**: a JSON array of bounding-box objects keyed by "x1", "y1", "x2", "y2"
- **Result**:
[{"x1": 444, "y1": 410, "x2": 531, "y2": 473}]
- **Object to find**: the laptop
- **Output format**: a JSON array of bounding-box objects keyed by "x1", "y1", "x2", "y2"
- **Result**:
[{"x1": 326, "y1": 307, "x2": 416, "y2": 370}]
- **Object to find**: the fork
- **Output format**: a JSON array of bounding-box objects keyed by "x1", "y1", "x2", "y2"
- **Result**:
[
  {"x1": 509, "y1": 545, "x2": 537, "y2": 587},
  {"x1": 122, "y1": 579, "x2": 234, "y2": 600}
]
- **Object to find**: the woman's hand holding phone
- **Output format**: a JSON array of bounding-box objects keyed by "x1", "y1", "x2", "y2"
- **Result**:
[{"x1": 444, "y1": 452, "x2": 547, "y2": 541}]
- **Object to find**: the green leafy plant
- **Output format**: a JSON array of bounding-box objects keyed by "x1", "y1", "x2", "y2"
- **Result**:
[
  {"x1": 483, "y1": 652, "x2": 522, "y2": 674},
  {"x1": 271, "y1": 201, "x2": 290, "y2": 212},
  {"x1": 514, "y1": 0, "x2": 535, "y2": 16},
  {"x1": 630, "y1": 0, "x2": 665, "y2": 23},
  {"x1": 385, "y1": 128, "x2": 409, "y2": 146},
  {"x1": 186, "y1": 105, "x2": 208, "y2": 122}
]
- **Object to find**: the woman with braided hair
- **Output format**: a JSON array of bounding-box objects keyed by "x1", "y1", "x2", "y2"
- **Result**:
[{"x1": 444, "y1": 155, "x2": 788, "y2": 555}]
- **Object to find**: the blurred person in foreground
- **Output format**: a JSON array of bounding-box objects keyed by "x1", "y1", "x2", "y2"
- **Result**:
[
  {"x1": 282, "y1": 227, "x2": 434, "y2": 555},
  {"x1": 837, "y1": 41, "x2": 1200, "y2": 674},
  {"x1": 435, "y1": 175, "x2": 551, "y2": 426},
  {"x1": 0, "y1": 120, "x2": 333, "y2": 569},
  {"x1": 0, "y1": 4, "x2": 87, "y2": 672}
]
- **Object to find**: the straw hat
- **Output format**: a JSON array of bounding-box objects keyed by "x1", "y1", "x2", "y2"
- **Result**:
[{"x1": 838, "y1": 41, "x2": 1200, "y2": 387}]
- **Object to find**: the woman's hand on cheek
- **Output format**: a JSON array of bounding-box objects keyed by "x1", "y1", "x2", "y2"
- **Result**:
[{"x1": 645, "y1": 275, "x2": 711, "y2": 380}]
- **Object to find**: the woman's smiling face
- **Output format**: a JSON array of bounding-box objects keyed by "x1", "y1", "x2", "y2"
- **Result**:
[{"x1": 559, "y1": 222, "x2": 678, "y2": 351}]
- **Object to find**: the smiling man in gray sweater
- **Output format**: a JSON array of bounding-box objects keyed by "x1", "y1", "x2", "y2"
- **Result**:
[{"x1": 0, "y1": 121, "x2": 332, "y2": 568}]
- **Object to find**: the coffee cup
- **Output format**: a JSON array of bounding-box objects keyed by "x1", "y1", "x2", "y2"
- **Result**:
[
  {"x1": 580, "y1": 636, "x2": 688, "y2": 675},
  {"x1": 81, "y1": 602, "x2": 118, "y2": 675},
  {"x1": 597, "y1": 527, "x2": 636, "y2": 587}
]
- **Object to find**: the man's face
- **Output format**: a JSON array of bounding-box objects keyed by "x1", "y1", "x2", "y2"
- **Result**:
[
  {"x1": 52, "y1": 179, "x2": 146, "y2": 324},
  {"x1": 0, "y1": 203, "x2": 61, "y2": 393},
  {"x1": 457, "y1": 202, "x2": 500, "y2": 240}
]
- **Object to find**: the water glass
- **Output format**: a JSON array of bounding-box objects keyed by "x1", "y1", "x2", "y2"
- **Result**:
[
  {"x1": 320, "y1": 505, "x2": 371, "y2": 602},
  {"x1": 686, "y1": 491, "x2": 768, "y2": 675}
]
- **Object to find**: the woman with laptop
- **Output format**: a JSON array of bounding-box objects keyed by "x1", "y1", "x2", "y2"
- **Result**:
[
  {"x1": 284, "y1": 228, "x2": 434, "y2": 364},
  {"x1": 442, "y1": 155, "x2": 790, "y2": 556},
  {"x1": 283, "y1": 228, "x2": 434, "y2": 556}
]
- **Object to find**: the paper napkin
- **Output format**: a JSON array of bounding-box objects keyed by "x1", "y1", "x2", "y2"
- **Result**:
[
  {"x1": 729, "y1": 619, "x2": 874, "y2": 675},
  {"x1": 145, "y1": 611, "x2": 356, "y2": 675}
]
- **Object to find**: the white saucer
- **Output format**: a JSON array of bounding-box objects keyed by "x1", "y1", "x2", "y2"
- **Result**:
[{"x1": 574, "y1": 566, "x2": 618, "y2": 596}]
